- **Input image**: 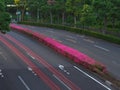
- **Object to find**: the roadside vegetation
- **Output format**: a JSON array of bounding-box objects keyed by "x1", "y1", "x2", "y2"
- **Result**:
[
  {"x1": 0, "y1": 0, "x2": 11, "y2": 34},
  {"x1": 11, "y1": 0, "x2": 120, "y2": 36},
  {"x1": 8, "y1": 0, "x2": 119, "y2": 44},
  {"x1": 5, "y1": 0, "x2": 120, "y2": 88}
]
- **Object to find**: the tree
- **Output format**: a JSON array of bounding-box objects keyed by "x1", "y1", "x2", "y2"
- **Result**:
[
  {"x1": 109, "y1": 0, "x2": 120, "y2": 28},
  {"x1": 66, "y1": 0, "x2": 83, "y2": 27},
  {"x1": 54, "y1": 0, "x2": 66, "y2": 24},
  {"x1": 14, "y1": 0, "x2": 28, "y2": 21},
  {"x1": 0, "y1": 0, "x2": 11, "y2": 34},
  {"x1": 93, "y1": 0, "x2": 113, "y2": 34},
  {"x1": 80, "y1": 4, "x2": 96, "y2": 29}
]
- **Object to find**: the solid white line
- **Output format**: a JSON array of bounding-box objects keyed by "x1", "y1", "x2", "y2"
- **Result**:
[
  {"x1": 94, "y1": 45, "x2": 109, "y2": 52},
  {"x1": 73, "y1": 66, "x2": 111, "y2": 90},
  {"x1": 18, "y1": 76, "x2": 31, "y2": 90},
  {"x1": 66, "y1": 38, "x2": 76, "y2": 43},
  {"x1": 53, "y1": 74, "x2": 71, "y2": 90}
]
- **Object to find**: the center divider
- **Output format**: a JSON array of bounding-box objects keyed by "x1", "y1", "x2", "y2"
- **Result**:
[{"x1": 10, "y1": 24, "x2": 107, "y2": 73}]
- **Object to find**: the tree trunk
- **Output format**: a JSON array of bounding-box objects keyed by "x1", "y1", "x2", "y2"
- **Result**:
[
  {"x1": 112, "y1": 17, "x2": 115, "y2": 29},
  {"x1": 62, "y1": 12, "x2": 65, "y2": 25},
  {"x1": 50, "y1": 11, "x2": 53, "y2": 24},
  {"x1": 74, "y1": 16, "x2": 77, "y2": 27},
  {"x1": 21, "y1": 9, "x2": 25, "y2": 21},
  {"x1": 102, "y1": 17, "x2": 107, "y2": 34},
  {"x1": 37, "y1": 8, "x2": 40, "y2": 22}
]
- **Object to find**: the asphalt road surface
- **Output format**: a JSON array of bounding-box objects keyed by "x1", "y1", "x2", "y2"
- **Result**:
[
  {"x1": 0, "y1": 24, "x2": 117, "y2": 90},
  {"x1": 18, "y1": 24, "x2": 120, "y2": 80}
]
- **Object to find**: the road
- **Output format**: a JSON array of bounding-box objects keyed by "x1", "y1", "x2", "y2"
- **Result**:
[
  {"x1": 0, "y1": 24, "x2": 115, "y2": 90},
  {"x1": 18, "y1": 24, "x2": 120, "y2": 80}
]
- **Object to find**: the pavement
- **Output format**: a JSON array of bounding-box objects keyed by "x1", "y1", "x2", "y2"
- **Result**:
[
  {"x1": 0, "y1": 24, "x2": 117, "y2": 90},
  {"x1": 18, "y1": 24, "x2": 120, "y2": 80}
]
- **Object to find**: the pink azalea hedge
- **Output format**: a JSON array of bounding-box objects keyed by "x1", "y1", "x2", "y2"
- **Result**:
[{"x1": 10, "y1": 24, "x2": 107, "y2": 73}]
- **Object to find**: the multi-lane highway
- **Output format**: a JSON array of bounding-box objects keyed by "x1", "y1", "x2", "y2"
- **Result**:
[
  {"x1": 0, "y1": 24, "x2": 117, "y2": 90},
  {"x1": 18, "y1": 24, "x2": 120, "y2": 80}
]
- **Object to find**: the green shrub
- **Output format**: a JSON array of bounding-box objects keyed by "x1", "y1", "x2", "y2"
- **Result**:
[{"x1": 0, "y1": 1, "x2": 11, "y2": 34}]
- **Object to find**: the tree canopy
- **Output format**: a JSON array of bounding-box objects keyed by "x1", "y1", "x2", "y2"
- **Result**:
[
  {"x1": 0, "y1": 0, "x2": 11, "y2": 34},
  {"x1": 6, "y1": 0, "x2": 120, "y2": 34}
]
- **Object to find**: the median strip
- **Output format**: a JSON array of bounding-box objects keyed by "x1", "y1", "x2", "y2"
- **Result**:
[{"x1": 10, "y1": 24, "x2": 106, "y2": 73}]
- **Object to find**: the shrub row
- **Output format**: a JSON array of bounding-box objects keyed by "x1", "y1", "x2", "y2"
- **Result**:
[
  {"x1": 19, "y1": 21, "x2": 120, "y2": 44},
  {"x1": 10, "y1": 23, "x2": 106, "y2": 73}
]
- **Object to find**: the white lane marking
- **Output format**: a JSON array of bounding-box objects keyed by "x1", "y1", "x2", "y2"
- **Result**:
[
  {"x1": 31, "y1": 56, "x2": 35, "y2": 59},
  {"x1": 94, "y1": 45, "x2": 109, "y2": 52},
  {"x1": 66, "y1": 72, "x2": 70, "y2": 75},
  {"x1": 77, "y1": 35, "x2": 85, "y2": 38},
  {"x1": 0, "y1": 72, "x2": 2, "y2": 75},
  {"x1": 66, "y1": 38, "x2": 77, "y2": 43},
  {"x1": 0, "y1": 69, "x2": 4, "y2": 78},
  {"x1": 83, "y1": 39, "x2": 95, "y2": 43},
  {"x1": 1, "y1": 75, "x2": 4, "y2": 78},
  {"x1": 112, "y1": 61, "x2": 120, "y2": 66},
  {"x1": 27, "y1": 53, "x2": 35, "y2": 59},
  {"x1": 58, "y1": 40, "x2": 62, "y2": 43},
  {"x1": 53, "y1": 74, "x2": 71, "y2": 90},
  {"x1": 58, "y1": 65, "x2": 64, "y2": 70},
  {"x1": 58, "y1": 65, "x2": 70, "y2": 75},
  {"x1": 27, "y1": 67, "x2": 37, "y2": 76},
  {"x1": 27, "y1": 67, "x2": 32, "y2": 71},
  {"x1": 2, "y1": 55, "x2": 7, "y2": 60},
  {"x1": 105, "y1": 81, "x2": 112, "y2": 86},
  {"x1": 73, "y1": 66, "x2": 111, "y2": 90},
  {"x1": 66, "y1": 35, "x2": 76, "y2": 39},
  {"x1": 18, "y1": 76, "x2": 31, "y2": 90},
  {"x1": 0, "y1": 52, "x2": 7, "y2": 60},
  {"x1": 48, "y1": 31, "x2": 54, "y2": 33}
]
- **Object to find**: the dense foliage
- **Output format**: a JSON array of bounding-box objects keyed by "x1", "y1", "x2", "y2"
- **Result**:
[
  {"x1": 6, "y1": 0, "x2": 120, "y2": 35},
  {"x1": 20, "y1": 0, "x2": 120, "y2": 33},
  {"x1": 0, "y1": 0, "x2": 11, "y2": 34}
]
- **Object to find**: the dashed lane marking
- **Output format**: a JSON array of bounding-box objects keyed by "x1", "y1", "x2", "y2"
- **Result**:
[
  {"x1": 94, "y1": 45, "x2": 109, "y2": 52},
  {"x1": 66, "y1": 38, "x2": 77, "y2": 43}
]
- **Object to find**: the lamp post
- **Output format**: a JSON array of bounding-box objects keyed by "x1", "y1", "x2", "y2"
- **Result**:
[{"x1": 47, "y1": 0, "x2": 55, "y2": 24}]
